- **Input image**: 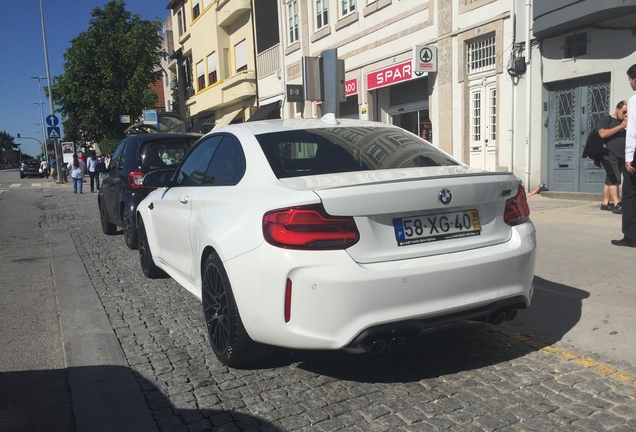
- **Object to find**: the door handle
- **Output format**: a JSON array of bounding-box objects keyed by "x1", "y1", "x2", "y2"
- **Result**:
[{"x1": 179, "y1": 196, "x2": 189, "y2": 204}]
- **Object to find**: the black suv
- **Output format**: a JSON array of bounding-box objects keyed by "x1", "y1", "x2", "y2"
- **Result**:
[
  {"x1": 20, "y1": 159, "x2": 43, "y2": 178},
  {"x1": 98, "y1": 133, "x2": 202, "y2": 249}
]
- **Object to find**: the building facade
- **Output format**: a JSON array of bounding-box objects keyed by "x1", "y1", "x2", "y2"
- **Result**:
[
  {"x1": 166, "y1": 0, "x2": 257, "y2": 134},
  {"x1": 163, "y1": 0, "x2": 636, "y2": 192}
]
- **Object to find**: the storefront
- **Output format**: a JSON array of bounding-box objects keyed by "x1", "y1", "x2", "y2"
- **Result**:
[{"x1": 366, "y1": 60, "x2": 430, "y2": 141}]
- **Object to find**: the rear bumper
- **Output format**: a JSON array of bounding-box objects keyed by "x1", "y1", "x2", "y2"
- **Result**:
[{"x1": 225, "y1": 222, "x2": 536, "y2": 350}]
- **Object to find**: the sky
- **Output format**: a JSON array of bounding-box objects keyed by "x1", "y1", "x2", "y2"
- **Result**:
[{"x1": 0, "y1": 0, "x2": 170, "y2": 157}]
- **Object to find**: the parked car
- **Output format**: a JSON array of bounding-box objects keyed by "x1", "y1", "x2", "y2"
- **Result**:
[
  {"x1": 20, "y1": 159, "x2": 43, "y2": 179},
  {"x1": 136, "y1": 116, "x2": 537, "y2": 367},
  {"x1": 98, "y1": 133, "x2": 202, "y2": 249}
]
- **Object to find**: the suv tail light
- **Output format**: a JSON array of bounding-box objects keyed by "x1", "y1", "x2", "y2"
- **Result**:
[
  {"x1": 128, "y1": 171, "x2": 146, "y2": 189},
  {"x1": 504, "y1": 185, "x2": 530, "y2": 226},
  {"x1": 263, "y1": 204, "x2": 359, "y2": 250}
]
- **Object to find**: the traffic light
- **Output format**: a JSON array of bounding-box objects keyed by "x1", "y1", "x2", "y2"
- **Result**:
[{"x1": 17, "y1": 133, "x2": 20, "y2": 140}]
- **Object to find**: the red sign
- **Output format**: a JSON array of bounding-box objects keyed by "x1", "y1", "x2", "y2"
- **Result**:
[
  {"x1": 345, "y1": 78, "x2": 358, "y2": 96},
  {"x1": 367, "y1": 60, "x2": 414, "y2": 90}
]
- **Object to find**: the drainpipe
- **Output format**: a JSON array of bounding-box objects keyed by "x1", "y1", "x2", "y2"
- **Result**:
[
  {"x1": 524, "y1": 0, "x2": 532, "y2": 187},
  {"x1": 509, "y1": 0, "x2": 516, "y2": 176}
]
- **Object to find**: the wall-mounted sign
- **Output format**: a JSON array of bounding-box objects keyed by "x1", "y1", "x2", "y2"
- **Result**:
[
  {"x1": 345, "y1": 78, "x2": 358, "y2": 96},
  {"x1": 413, "y1": 45, "x2": 437, "y2": 73},
  {"x1": 367, "y1": 60, "x2": 423, "y2": 91},
  {"x1": 286, "y1": 84, "x2": 304, "y2": 102}
]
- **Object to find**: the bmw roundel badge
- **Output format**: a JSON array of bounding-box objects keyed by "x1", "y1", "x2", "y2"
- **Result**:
[{"x1": 439, "y1": 189, "x2": 452, "y2": 205}]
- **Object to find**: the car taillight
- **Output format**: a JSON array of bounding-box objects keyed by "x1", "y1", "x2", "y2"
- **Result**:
[
  {"x1": 263, "y1": 204, "x2": 359, "y2": 250},
  {"x1": 504, "y1": 185, "x2": 530, "y2": 226},
  {"x1": 128, "y1": 171, "x2": 146, "y2": 189}
]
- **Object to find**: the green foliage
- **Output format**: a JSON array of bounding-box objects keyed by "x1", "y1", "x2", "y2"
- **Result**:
[
  {"x1": 98, "y1": 138, "x2": 120, "y2": 155},
  {"x1": 0, "y1": 131, "x2": 21, "y2": 165},
  {"x1": 53, "y1": 0, "x2": 163, "y2": 145}
]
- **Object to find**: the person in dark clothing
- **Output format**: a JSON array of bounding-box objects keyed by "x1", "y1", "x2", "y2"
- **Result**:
[
  {"x1": 612, "y1": 64, "x2": 636, "y2": 247},
  {"x1": 598, "y1": 100, "x2": 628, "y2": 213}
]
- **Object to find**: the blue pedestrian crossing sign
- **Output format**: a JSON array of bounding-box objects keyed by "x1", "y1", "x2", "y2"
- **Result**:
[
  {"x1": 47, "y1": 126, "x2": 61, "y2": 139},
  {"x1": 46, "y1": 115, "x2": 60, "y2": 127}
]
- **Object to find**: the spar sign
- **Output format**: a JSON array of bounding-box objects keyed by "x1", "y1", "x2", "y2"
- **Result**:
[
  {"x1": 367, "y1": 60, "x2": 420, "y2": 91},
  {"x1": 345, "y1": 77, "x2": 358, "y2": 96}
]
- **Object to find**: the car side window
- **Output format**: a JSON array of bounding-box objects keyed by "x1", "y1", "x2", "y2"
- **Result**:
[
  {"x1": 203, "y1": 136, "x2": 245, "y2": 186},
  {"x1": 175, "y1": 136, "x2": 222, "y2": 186},
  {"x1": 110, "y1": 141, "x2": 125, "y2": 171}
]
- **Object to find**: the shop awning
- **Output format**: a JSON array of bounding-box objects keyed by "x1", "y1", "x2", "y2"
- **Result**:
[
  {"x1": 212, "y1": 109, "x2": 241, "y2": 130},
  {"x1": 247, "y1": 100, "x2": 282, "y2": 122}
]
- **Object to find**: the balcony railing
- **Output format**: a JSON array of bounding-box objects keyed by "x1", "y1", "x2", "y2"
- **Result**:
[{"x1": 256, "y1": 44, "x2": 281, "y2": 78}]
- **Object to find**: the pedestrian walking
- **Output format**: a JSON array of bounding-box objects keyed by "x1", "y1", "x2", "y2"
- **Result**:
[
  {"x1": 612, "y1": 64, "x2": 636, "y2": 247},
  {"x1": 86, "y1": 151, "x2": 101, "y2": 192},
  {"x1": 598, "y1": 100, "x2": 628, "y2": 213},
  {"x1": 67, "y1": 153, "x2": 86, "y2": 194},
  {"x1": 40, "y1": 157, "x2": 50, "y2": 179},
  {"x1": 50, "y1": 157, "x2": 56, "y2": 181},
  {"x1": 78, "y1": 151, "x2": 87, "y2": 183}
]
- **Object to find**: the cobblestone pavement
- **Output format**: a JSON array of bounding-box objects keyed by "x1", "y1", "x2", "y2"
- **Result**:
[{"x1": 46, "y1": 185, "x2": 636, "y2": 432}]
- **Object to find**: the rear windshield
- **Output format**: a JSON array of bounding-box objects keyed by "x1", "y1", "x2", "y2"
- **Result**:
[
  {"x1": 140, "y1": 138, "x2": 198, "y2": 171},
  {"x1": 256, "y1": 127, "x2": 458, "y2": 179}
]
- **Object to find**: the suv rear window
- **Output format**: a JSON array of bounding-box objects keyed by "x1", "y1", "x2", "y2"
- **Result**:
[
  {"x1": 256, "y1": 127, "x2": 458, "y2": 179},
  {"x1": 140, "y1": 138, "x2": 197, "y2": 171}
]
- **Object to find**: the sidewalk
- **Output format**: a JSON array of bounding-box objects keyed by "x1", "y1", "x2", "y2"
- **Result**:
[{"x1": 46, "y1": 181, "x2": 157, "y2": 432}]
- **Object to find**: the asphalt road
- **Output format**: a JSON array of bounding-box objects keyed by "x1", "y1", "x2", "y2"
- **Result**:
[{"x1": 1, "y1": 169, "x2": 635, "y2": 431}]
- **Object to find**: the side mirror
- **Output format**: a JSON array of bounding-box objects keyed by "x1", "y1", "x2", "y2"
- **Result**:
[{"x1": 143, "y1": 168, "x2": 175, "y2": 188}]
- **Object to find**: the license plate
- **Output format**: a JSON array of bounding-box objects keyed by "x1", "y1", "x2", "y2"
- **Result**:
[{"x1": 393, "y1": 209, "x2": 481, "y2": 246}]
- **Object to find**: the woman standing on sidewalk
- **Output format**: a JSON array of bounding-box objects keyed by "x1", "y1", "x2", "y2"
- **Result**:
[
  {"x1": 86, "y1": 151, "x2": 100, "y2": 192},
  {"x1": 67, "y1": 153, "x2": 86, "y2": 194}
]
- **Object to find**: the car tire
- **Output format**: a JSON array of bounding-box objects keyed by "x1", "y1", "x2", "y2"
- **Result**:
[
  {"x1": 99, "y1": 199, "x2": 117, "y2": 235},
  {"x1": 202, "y1": 251, "x2": 272, "y2": 367},
  {"x1": 122, "y1": 207, "x2": 138, "y2": 250},
  {"x1": 138, "y1": 216, "x2": 165, "y2": 279},
  {"x1": 20, "y1": 173, "x2": 25, "y2": 179}
]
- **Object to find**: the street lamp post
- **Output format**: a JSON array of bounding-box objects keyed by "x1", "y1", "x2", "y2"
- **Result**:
[
  {"x1": 31, "y1": 76, "x2": 48, "y2": 160},
  {"x1": 39, "y1": 0, "x2": 62, "y2": 183}
]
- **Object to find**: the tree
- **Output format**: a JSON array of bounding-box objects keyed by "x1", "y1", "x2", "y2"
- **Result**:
[
  {"x1": 53, "y1": 0, "x2": 163, "y2": 144},
  {"x1": 0, "y1": 131, "x2": 21, "y2": 165}
]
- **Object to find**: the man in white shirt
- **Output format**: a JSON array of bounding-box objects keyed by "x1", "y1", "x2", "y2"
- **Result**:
[{"x1": 612, "y1": 64, "x2": 636, "y2": 247}]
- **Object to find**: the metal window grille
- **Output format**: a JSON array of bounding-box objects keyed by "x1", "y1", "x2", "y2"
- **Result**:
[
  {"x1": 564, "y1": 33, "x2": 587, "y2": 58},
  {"x1": 472, "y1": 91, "x2": 481, "y2": 141},
  {"x1": 467, "y1": 35, "x2": 496, "y2": 74},
  {"x1": 489, "y1": 88, "x2": 496, "y2": 141}
]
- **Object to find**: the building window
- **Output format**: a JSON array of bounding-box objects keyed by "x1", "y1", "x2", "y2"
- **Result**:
[
  {"x1": 207, "y1": 53, "x2": 217, "y2": 85},
  {"x1": 316, "y1": 0, "x2": 328, "y2": 29},
  {"x1": 192, "y1": 0, "x2": 201, "y2": 19},
  {"x1": 564, "y1": 33, "x2": 587, "y2": 58},
  {"x1": 467, "y1": 34, "x2": 496, "y2": 74},
  {"x1": 176, "y1": 9, "x2": 184, "y2": 36},
  {"x1": 288, "y1": 1, "x2": 299, "y2": 44},
  {"x1": 472, "y1": 91, "x2": 481, "y2": 141},
  {"x1": 341, "y1": 0, "x2": 355, "y2": 16},
  {"x1": 197, "y1": 61, "x2": 205, "y2": 91},
  {"x1": 235, "y1": 40, "x2": 247, "y2": 73},
  {"x1": 489, "y1": 87, "x2": 496, "y2": 141}
]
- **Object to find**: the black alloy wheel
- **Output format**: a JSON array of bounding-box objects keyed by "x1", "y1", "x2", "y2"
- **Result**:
[
  {"x1": 122, "y1": 207, "x2": 138, "y2": 250},
  {"x1": 99, "y1": 199, "x2": 116, "y2": 235},
  {"x1": 201, "y1": 252, "x2": 272, "y2": 367},
  {"x1": 137, "y1": 217, "x2": 165, "y2": 279}
]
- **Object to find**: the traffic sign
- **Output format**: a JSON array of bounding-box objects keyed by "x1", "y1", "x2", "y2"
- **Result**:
[
  {"x1": 47, "y1": 126, "x2": 60, "y2": 139},
  {"x1": 46, "y1": 115, "x2": 59, "y2": 127}
]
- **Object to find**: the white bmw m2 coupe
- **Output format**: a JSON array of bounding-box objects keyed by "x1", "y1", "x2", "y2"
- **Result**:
[{"x1": 137, "y1": 116, "x2": 536, "y2": 367}]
